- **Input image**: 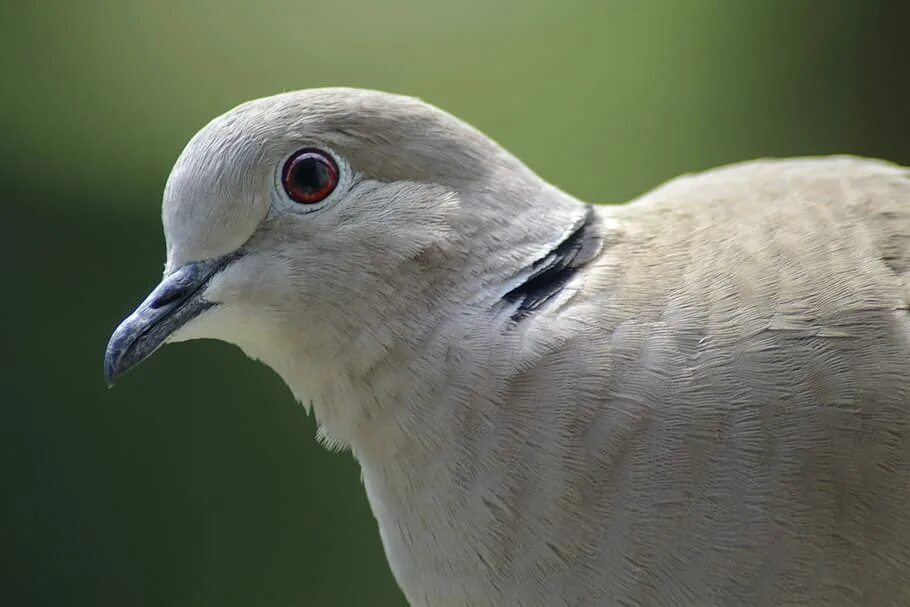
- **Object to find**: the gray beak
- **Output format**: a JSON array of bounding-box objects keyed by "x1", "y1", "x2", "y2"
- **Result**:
[{"x1": 104, "y1": 255, "x2": 236, "y2": 385}]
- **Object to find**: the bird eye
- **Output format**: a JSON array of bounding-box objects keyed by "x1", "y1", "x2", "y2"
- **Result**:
[{"x1": 281, "y1": 148, "x2": 339, "y2": 205}]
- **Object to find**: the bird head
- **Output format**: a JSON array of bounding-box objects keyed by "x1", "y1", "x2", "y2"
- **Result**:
[{"x1": 104, "y1": 88, "x2": 588, "y2": 439}]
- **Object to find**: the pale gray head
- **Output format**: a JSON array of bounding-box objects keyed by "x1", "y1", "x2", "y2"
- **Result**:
[{"x1": 104, "y1": 88, "x2": 590, "y2": 440}]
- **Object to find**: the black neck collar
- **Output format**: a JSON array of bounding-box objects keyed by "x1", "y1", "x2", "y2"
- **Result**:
[{"x1": 501, "y1": 205, "x2": 598, "y2": 322}]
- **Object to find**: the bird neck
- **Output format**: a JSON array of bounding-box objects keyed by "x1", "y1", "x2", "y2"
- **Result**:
[
  {"x1": 261, "y1": 196, "x2": 607, "y2": 600},
  {"x1": 272, "y1": 182, "x2": 596, "y2": 446}
]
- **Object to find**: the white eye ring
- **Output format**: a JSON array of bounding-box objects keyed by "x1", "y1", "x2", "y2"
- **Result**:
[{"x1": 273, "y1": 146, "x2": 350, "y2": 214}]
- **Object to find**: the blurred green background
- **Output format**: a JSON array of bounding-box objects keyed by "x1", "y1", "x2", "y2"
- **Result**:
[{"x1": 3, "y1": 1, "x2": 909, "y2": 605}]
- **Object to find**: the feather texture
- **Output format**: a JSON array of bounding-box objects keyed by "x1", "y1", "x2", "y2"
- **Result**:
[{"x1": 113, "y1": 89, "x2": 910, "y2": 606}]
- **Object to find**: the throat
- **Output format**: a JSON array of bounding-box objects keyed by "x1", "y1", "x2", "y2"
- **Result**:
[{"x1": 501, "y1": 205, "x2": 598, "y2": 321}]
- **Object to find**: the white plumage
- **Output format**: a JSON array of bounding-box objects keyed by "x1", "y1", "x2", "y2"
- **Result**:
[{"x1": 106, "y1": 89, "x2": 910, "y2": 606}]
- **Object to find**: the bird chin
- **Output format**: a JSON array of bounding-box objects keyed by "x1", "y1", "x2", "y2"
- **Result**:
[
  {"x1": 168, "y1": 302, "x2": 290, "y2": 367},
  {"x1": 166, "y1": 302, "x2": 233, "y2": 344}
]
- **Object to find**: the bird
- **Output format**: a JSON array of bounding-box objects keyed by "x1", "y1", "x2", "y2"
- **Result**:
[{"x1": 105, "y1": 88, "x2": 910, "y2": 606}]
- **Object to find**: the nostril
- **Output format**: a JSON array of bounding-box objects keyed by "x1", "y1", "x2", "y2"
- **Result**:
[
  {"x1": 149, "y1": 285, "x2": 190, "y2": 309},
  {"x1": 143, "y1": 257, "x2": 227, "y2": 312}
]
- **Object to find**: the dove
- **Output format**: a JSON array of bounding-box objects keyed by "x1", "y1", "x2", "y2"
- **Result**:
[{"x1": 105, "y1": 88, "x2": 910, "y2": 606}]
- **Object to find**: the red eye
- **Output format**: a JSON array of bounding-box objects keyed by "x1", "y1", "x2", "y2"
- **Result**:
[{"x1": 281, "y1": 148, "x2": 339, "y2": 205}]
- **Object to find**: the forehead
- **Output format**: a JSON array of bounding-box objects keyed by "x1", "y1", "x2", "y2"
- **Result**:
[{"x1": 186, "y1": 88, "x2": 493, "y2": 187}]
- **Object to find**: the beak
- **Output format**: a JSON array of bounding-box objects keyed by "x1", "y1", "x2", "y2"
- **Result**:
[{"x1": 104, "y1": 254, "x2": 236, "y2": 386}]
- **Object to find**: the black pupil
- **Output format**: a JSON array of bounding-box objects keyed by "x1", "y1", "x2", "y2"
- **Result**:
[{"x1": 292, "y1": 156, "x2": 328, "y2": 194}]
